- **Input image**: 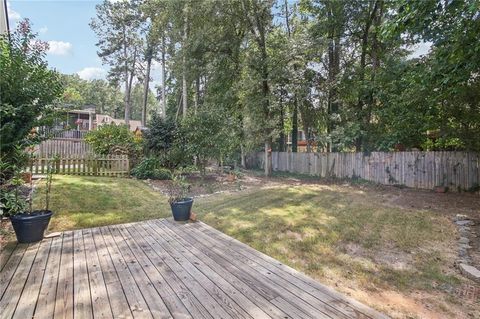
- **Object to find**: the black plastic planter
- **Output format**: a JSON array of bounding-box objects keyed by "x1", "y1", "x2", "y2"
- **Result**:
[
  {"x1": 170, "y1": 198, "x2": 193, "y2": 221},
  {"x1": 10, "y1": 210, "x2": 53, "y2": 243}
]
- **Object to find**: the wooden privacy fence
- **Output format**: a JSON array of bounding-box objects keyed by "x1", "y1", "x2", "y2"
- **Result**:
[
  {"x1": 28, "y1": 155, "x2": 130, "y2": 177},
  {"x1": 33, "y1": 138, "x2": 92, "y2": 157},
  {"x1": 256, "y1": 151, "x2": 480, "y2": 192}
]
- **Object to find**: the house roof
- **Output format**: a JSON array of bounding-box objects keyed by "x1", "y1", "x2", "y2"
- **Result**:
[{"x1": 96, "y1": 114, "x2": 142, "y2": 131}]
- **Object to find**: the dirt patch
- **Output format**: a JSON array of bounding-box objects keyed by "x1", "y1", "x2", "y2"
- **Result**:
[
  {"x1": 343, "y1": 242, "x2": 414, "y2": 271},
  {"x1": 147, "y1": 171, "x2": 269, "y2": 197}
]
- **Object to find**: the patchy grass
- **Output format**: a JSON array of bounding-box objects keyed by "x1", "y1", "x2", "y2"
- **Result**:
[
  {"x1": 194, "y1": 185, "x2": 458, "y2": 292},
  {"x1": 33, "y1": 175, "x2": 170, "y2": 230}
]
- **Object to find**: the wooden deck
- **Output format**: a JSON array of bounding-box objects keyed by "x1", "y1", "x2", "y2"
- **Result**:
[{"x1": 0, "y1": 219, "x2": 388, "y2": 319}]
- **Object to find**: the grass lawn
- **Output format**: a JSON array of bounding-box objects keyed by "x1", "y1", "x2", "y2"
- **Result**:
[
  {"x1": 30, "y1": 174, "x2": 478, "y2": 319},
  {"x1": 34, "y1": 175, "x2": 171, "y2": 230}
]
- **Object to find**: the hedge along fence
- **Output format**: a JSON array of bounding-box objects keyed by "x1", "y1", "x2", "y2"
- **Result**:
[
  {"x1": 28, "y1": 155, "x2": 130, "y2": 177},
  {"x1": 255, "y1": 151, "x2": 480, "y2": 192}
]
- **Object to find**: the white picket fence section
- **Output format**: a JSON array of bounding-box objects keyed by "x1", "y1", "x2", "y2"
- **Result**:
[{"x1": 256, "y1": 151, "x2": 480, "y2": 192}]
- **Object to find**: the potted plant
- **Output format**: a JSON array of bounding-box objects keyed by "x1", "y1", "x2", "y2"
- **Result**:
[
  {"x1": 167, "y1": 174, "x2": 193, "y2": 221},
  {"x1": 9, "y1": 160, "x2": 55, "y2": 243}
]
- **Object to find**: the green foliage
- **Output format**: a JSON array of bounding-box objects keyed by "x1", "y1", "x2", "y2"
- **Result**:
[
  {"x1": 385, "y1": 0, "x2": 480, "y2": 151},
  {"x1": 167, "y1": 174, "x2": 191, "y2": 203},
  {"x1": 0, "y1": 187, "x2": 27, "y2": 217},
  {"x1": 180, "y1": 108, "x2": 239, "y2": 173},
  {"x1": 0, "y1": 172, "x2": 27, "y2": 217},
  {"x1": 131, "y1": 157, "x2": 172, "y2": 180},
  {"x1": 144, "y1": 114, "x2": 177, "y2": 155},
  {"x1": 84, "y1": 124, "x2": 142, "y2": 157},
  {"x1": 1, "y1": 19, "x2": 63, "y2": 164},
  {"x1": 60, "y1": 74, "x2": 124, "y2": 116},
  {"x1": 89, "y1": 0, "x2": 480, "y2": 168}
]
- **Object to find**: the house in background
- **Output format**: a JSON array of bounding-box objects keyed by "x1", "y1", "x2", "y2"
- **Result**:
[
  {"x1": 286, "y1": 130, "x2": 318, "y2": 152},
  {"x1": 46, "y1": 105, "x2": 142, "y2": 139},
  {"x1": 1, "y1": 0, "x2": 9, "y2": 36},
  {"x1": 95, "y1": 114, "x2": 142, "y2": 132}
]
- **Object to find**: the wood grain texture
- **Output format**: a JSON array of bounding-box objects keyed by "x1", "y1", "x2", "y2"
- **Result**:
[{"x1": 0, "y1": 219, "x2": 388, "y2": 319}]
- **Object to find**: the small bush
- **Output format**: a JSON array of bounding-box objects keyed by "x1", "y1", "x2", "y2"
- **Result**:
[
  {"x1": 151, "y1": 168, "x2": 172, "y2": 180},
  {"x1": 85, "y1": 124, "x2": 142, "y2": 158},
  {"x1": 131, "y1": 157, "x2": 171, "y2": 180}
]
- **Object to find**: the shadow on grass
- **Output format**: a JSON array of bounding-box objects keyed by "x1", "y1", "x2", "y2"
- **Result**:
[
  {"x1": 34, "y1": 175, "x2": 171, "y2": 230},
  {"x1": 195, "y1": 186, "x2": 459, "y2": 292}
]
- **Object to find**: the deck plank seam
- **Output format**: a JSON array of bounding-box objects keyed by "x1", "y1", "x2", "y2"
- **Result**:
[
  {"x1": 8, "y1": 242, "x2": 42, "y2": 317},
  {"x1": 195, "y1": 222, "x2": 370, "y2": 319},
  {"x1": 0, "y1": 242, "x2": 18, "y2": 272},
  {"x1": 135, "y1": 222, "x2": 234, "y2": 319},
  {"x1": 145, "y1": 220, "x2": 259, "y2": 319},
  {"x1": 107, "y1": 224, "x2": 173, "y2": 318},
  {"x1": 197, "y1": 222, "x2": 386, "y2": 319},
  {"x1": 115, "y1": 224, "x2": 188, "y2": 318},
  {"x1": 175, "y1": 221, "x2": 343, "y2": 319},
  {"x1": 91, "y1": 227, "x2": 134, "y2": 318},
  {"x1": 31, "y1": 237, "x2": 55, "y2": 318},
  {"x1": 0, "y1": 244, "x2": 29, "y2": 300},
  {"x1": 124, "y1": 222, "x2": 213, "y2": 319},
  {"x1": 151, "y1": 220, "x2": 278, "y2": 319},
  {"x1": 85, "y1": 229, "x2": 116, "y2": 318},
  {"x1": 160, "y1": 220, "x2": 328, "y2": 319},
  {"x1": 99, "y1": 226, "x2": 154, "y2": 318}
]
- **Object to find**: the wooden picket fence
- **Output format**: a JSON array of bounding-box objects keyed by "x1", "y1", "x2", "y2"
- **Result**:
[
  {"x1": 255, "y1": 151, "x2": 480, "y2": 192},
  {"x1": 33, "y1": 138, "x2": 92, "y2": 157},
  {"x1": 28, "y1": 155, "x2": 130, "y2": 177}
]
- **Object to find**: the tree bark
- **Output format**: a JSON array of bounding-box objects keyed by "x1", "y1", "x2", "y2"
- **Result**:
[
  {"x1": 285, "y1": 0, "x2": 298, "y2": 153},
  {"x1": 194, "y1": 76, "x2": 199, "y2": 114},
  {"x1": 160, "y1": 34, "x2": 167, "y2": 119},
  {"x1": 142, "y1": 48, "x2": 152, "y2": 127},
  {"x1": 264, "y1": 139, "x2": 272, "y2": 176},
  {"x1": 355, "y1": 0, "x2": 379, "y2": 151},
  {"x1": 240, "y1": 144, "x2": 246, "y2": 168},
  {"x1": 278, "y1": 94, "x2": 285, "y2": 152},
  {"x1": 182, "y1": 11, "x2": 188, "y2": 117},
  {"x1": 326, "y1": 2, "x2": 342, "y2": 152},
  {"x1": 292, "y1": 100, "x2": 298, "y2": 152},
  {"x1": 123, "y1": 26, "x2": 130, "y2": 126}
]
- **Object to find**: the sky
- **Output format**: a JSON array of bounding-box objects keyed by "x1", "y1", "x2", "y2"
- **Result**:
[
  {"x1": 7, "y1": 0, "x2": 163, "y2": 86},
  {"x1": 7, "y1": 0, "x2": 431, "y2": 82}
]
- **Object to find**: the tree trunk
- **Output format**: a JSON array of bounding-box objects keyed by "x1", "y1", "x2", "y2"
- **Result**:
[
  {"x1": 326, "y1": 2, "x2": 342, "y2": 152},
  {"x1": 264, "y1": 139, "x2": 272, "y2": 176},
  {"x1": 142, "y1": 49, "x2": 152, "y2": 127},
  {"x1": 194, "y1": 76, "x2": 199, "y2": 114},
  {"x1": 278, "y1": 92, "x2": 285, "y2": 151},
  {"x1": 161, "y1": 34, "x2": 167, "y2": 119},
  {"x1": 240, "y1": 144, "x2": 246, "y2": 168},
  {"x1": 123, "y1": 26, "x2": 130, "y2": 126},
  {"x1": 292, "y1": 99, "x2": 298, "y2": 152},
  {"x1": 182, "y1": 12, "x2": 188, "y2": 117},
  {"x1": 285, "y1": 0, "x2": 298, "y2": 153},
  {"x1": 355, "y1": 0, "x2": 379, "y2": 151}
]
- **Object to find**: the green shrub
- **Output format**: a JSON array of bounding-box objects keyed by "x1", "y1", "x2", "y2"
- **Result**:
[
  {"x1": 85, "y1": 124, "x2": 142, "y2": 158},
  {"x1": 1, "y1": 20, "x2": 63, "y2": 180},
  {"x1": 131, "y1": 157, "x2": 171, "y2": 180},
  {"x1": 152, "y1": 168, "x2": 172, "y2": 180}
]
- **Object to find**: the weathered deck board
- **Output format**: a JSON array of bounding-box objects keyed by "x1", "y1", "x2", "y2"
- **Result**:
[{"x1": 0, "y1": 219, "x2": 388, "y2": 319}]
